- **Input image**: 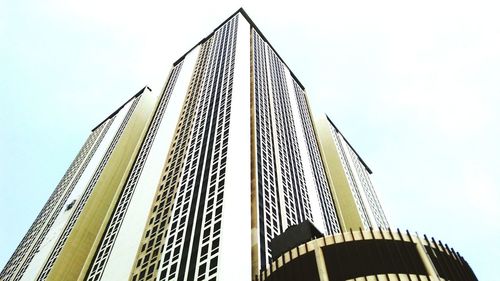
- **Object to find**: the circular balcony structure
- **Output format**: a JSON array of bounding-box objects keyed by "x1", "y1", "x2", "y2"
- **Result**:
[{"x1": 255, "y1": 228, "x2": 477, "y2": 281}]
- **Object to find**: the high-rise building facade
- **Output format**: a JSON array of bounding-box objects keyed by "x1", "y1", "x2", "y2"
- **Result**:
[
  {"x1": 1, "y1": 8, "x2": 476, "y2": 281},
  {"x1": 315, "y1": 115, "x2": 389, "y2": 231},
  {"x1": 0, "y1": 87, "x2": 158, "y2": 281},
  {"x1": 254, "y1": 227, "x2": 478, "y2": 281}
]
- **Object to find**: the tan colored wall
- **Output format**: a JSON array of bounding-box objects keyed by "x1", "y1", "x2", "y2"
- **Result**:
[
  {"x1": 314, "y1": 115, "x2": 364, "y2": 231},
  {"x1": 44, "y1": 93, "x2": 157, "y2": 281}
]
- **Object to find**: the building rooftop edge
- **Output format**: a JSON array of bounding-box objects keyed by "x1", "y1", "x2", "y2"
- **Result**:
[
  {"x1": 324, "y1": 114, "x2": 373, "y2": 174},
  {"x1": 91, "y1": 86, "x2": 151, "y2": 132},
  {"x1": 173, "y1": 8, "x2": 306, "y2": 90}
]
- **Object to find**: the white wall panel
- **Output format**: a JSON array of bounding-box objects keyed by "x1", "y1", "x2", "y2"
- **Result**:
[
  {"x1": 99, "y1": 49, "x2": 200, "y2": 281},
  {"x1": 217, "y1": 14, "x2": 251, "y2": 281}
]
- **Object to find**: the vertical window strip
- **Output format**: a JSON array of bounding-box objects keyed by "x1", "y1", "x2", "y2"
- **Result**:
[
  {"x1": 178, "y1": 16, "x2": 238, "y2": 281},
  {"x1": 267, "y1": 45, "x2": 312, "y2": 226},
  {"x1": 291, "y1": 82, "x2": 341, "y2": 234},
  {"x1": 131, "y1": 23, "x2": 221, "y2": 280},
  {"x1": 37, "y1": 97, "x2": 141, "y2": 281},
  {"x1": 193, "y1": 17, "x2": 237, "y2": 281},
  {"x1": 252, "y1": 30, "x2": 282, "y2": 268},
  {"x1": 131, "y1": 49, "x2": 207, "y2": 280},
  {"x1": 162, "y1": 38, "x2": 216, "y2": 281},
  {"x1": 85, "y1": 62, "x2": 184, "y2": 281},
  {"x1": 329, "y1": 125, "x2": 371, "y2": 228},
  {"x1": 348, "y1": 146, "x2": 389, "y2": 229}
]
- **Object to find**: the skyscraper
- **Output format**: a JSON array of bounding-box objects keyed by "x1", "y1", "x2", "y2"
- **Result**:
[
  {"x1": 315, "y1": 114, "x2": 389, "y2": 231},
  {"x1": 1, "y1": 8, "x2": 476, "y2": 281}
]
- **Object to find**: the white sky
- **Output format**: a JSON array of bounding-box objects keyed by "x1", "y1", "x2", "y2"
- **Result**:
[{"x1": 1, "y1": 0, "x2": 499, "y2": 280}]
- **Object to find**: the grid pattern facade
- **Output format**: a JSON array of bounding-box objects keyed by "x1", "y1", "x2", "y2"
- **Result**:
[
  {"x1": 327, "y1": 121, "x2": 389, "y2": 229},
  {"x1": 291, "y1": 83, "x2": 341, "y2": 235},
  {"x1": 130, "y1": 61, "x2": 195, "y2": 281},
  {"x1": 252, "y1": 29, "x2": 283, "y2": 269},
  {"x1": 267, "y1": 47, "x2": 312, "y2": 227},
  {"x1": 329, "y1": 124, "x2": 371, "y2": 228},
  {"x1": 36, "y1": 97, "x2": 141, "y2": 281},
  {"x1": 251, "y1": 28, "x2": 342, "y2": 270},
  {"x1": 0, "y1": 117, "x2": 112, "y2": 281},
  {"x1": 130, "y1": 59, "x2": 200, "y2": 281},
  {"x1": 131, "y1": 43, "x2": 207, "y2": 281},
  {"x1": 131, "y1": 15, "x2": 238, "y2": 281},
  {"x1": 86, "y1": 65, "x2": 183, "y2": 281},
  {"x1": 347, "y1": 143, "x2": 389, "y2": 229}
]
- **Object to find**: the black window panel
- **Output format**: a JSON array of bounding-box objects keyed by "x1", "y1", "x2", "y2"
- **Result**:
[
  {"x1": 322, "y1": 240, "x2": 427, "y2": 280},
  {"x1": 266, "y1": 251, "x2": 320, "y2": 281}
]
